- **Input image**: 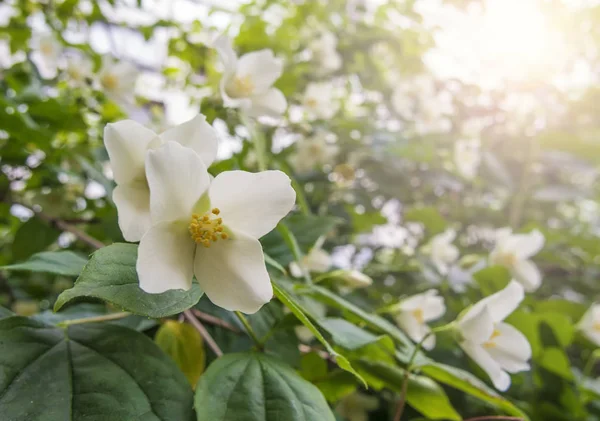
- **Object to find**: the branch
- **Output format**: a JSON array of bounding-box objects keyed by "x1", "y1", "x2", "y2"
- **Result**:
[
  {"x1": 192, "y1": 309, "x2": 241, "y2": 333},
  {"x1": 393, "y1": 369, "x2": 410, "y2": 421},
  {"x1": 183, "y1": 309, "x2": 223, "y2": 357}
]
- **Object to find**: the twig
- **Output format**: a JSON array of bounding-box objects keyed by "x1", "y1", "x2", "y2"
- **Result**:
[
  {"x1": 234, "y1": 311, "x2": 263, "y2": 349},
  {"x1": 58, "y1": 311, "x2": 130, "y2": 327},
  {"x1": 14, "y1": 201, "x2": 105, "y2": 249},
  {"x1": 192, "y1": 309, "x2": 241, "y2": 333},
  {"x1": 393, "y1": 370, "x2": 410, "y2": 421},
  {"x1": 464, "y1": 417, "x2": 523, "y2": 421},
  {"x1": 183, "y1": 309, "x2": 223, "y2": 357}
]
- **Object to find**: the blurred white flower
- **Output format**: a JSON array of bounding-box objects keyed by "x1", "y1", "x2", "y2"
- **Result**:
[
  {"x1": 302, "y1": 81, "x2": 339, "y2": 120},
  {"x1": 33, "y1": 33, "x2": 62, "y2": 69},
  {"x1": 309, "y1": 31, "x2": 342, "y2": 73},
  {"x1": 456, "y1": 280, "x2": 531, "y2": 391},
  {"x1": 136, "y1": 142, "x2": 296, "y2": 313},
  {"x1": 213, "y1": 35, "x2": 286, "y2": 117},
  {"x1": 426, "y1": 230, "x2": 460, "y2": 275},
  {"x1": 454, "y1": 139, "x2": 481, "y2": 179},
  {"x1": 490, "y1": 229, "x2": 545, "y2": 291},
  {"x1": 64, "y1": 55, "x2": 92, "y2": 86},
  {"x1": 335, "y1": 392, "x2": 379, "y2": 421},
  {"x1": 290, "y1": 246, "x2": 332, "y2": 278},
  {"x1": 335, "y1": 269, "x2": 373, "y2": 289},
  {"x1": 578, "y1": 304, "x2": 600, "y2": 347},
  {"x1": 393, "y1": 289, "x2": 446, "y2": 350},
  {"x1": 290, "y1": 132, "x2": 339, "y2": 173},
  {"x1": 98, "y1": 56, "x2": 138, "y2": 104},
  {"x1": 104, "y1": 114, "x2": 219, "y2": 242}
]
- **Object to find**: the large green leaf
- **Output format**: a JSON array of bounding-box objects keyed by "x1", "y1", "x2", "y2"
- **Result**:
[
  {"x1": 2, "y1": 250, "x2": 88, "y2": 276},
  {"x1": 54, "y1": 243, "x2": 203, "y2": 318},
  {"x1": 420, "y1": 362, "x2": 529, "y2": 419},
  {"x1": 0, "y1": 316, "x2": 194, "y2": 421},
  {"x1": 194, "y1": 352, "x2": 335, "y2": 421},
  {"x1": 11, "y1": 217, "x2": 60, "y2": 261}
]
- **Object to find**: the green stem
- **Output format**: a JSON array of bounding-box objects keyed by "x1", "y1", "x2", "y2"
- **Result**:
[
  {"x1": 234, "y1": 311, "x2": 263, "y2": 349},
  {"x1": 277, "y1": 223, "x2": 312, "y2": 284},
  {"x1": 58, "y1": 312, "x2": 130, "y2": 327}
]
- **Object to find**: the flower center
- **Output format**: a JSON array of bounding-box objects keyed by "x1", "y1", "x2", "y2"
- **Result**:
[
  {"x1": 228, "y1": 75, "x2": 254, "y2": 97},
  {"x1": 495, "y1": 252, "x2": 518, "y2": 268},
  {"x1": 412, "y1": 308, "x2": 424, "y2": 324},
  {"x1": 593, "y1": 322, "x2": 600, "y2": 332},
  {"x1": 305, "y1": 98, "x2": 318, "y2": 108},
  {"x1": 188, "y1": 208, "x2": 229, "y2": 247},
  {"x1": 101, "y1": 73, "x2": 119, "y2": 91},
  {"x1": 40, "y1": 43, "x2": 54, "y2": 56},
  {"x1": 483, "y1": 328, "x2": 502, "y2": 349}
]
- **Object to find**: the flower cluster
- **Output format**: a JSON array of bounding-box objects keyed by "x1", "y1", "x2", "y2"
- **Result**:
[{"x1": 104, "y1": 114, "x2": 296, "y2": 314}]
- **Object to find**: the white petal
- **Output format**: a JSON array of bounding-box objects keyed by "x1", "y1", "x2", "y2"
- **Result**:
[
  {"x1": 461, "y1": 340, "x2": 511, "y2": 391},
  {"x1": 220, "y1": 76, "x2": 253, "y2": 109},
  {"x1": 467, "y1": 280, "x2": 525, "y2": 323},
  {"x1": 459, "y1": 304, "x2": 495, "y2": 344},
  {"x1": 395, "y1": 312, "x2": 435, "y2": 350},
  {"x1": 145, "y1": 142, "x2": 210, "y2": 224},
  {"x1": 160, "y1": 114, "x2": 219, "y2": 167},
  {"x1": 237, "y1": 50, "x2": 283, "y2": 93},
  {"x1": 104, "y1": 120, "x2": 159, "y2": 184},
  {"x1": 304, "y1": 248, "x2": 332, "y2": 273},
  {"x1": 208, "y1": 170, "x2": 296, "y2": 239},
  {"x1": 487, "y1": 322, "x2": 532, "y2": 373},
  {"x1": 112, "y1": 183, "x2": 151, "y2": 242},
  {"x1": 578, "y1": 305, "x2": 600, "y2": 346},
  {"x1": 193, "y1": 230, "x2": 273, "y2": 314},
  {"x1": 423, "y1": 294, "x2": 446, "y2": 321},
  {"x1": 514, "y1": 230, "x2": 545, "y2": 259},
  {"x1": 136, "y1": 221, "x2": 195, "y2": 293},
  {"x1": 248, "y1": 88, "x2": 287, "y2": 117},
  {"x1": 213, "y1": 34, "x2": 237, "y2": 71},
  {"x1": 512, "y1": 259, "x2": 542, "y2": 292}
]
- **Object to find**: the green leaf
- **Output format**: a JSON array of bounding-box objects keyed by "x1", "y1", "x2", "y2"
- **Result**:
[
  {"x1": 353, "y1": 360, "x2": 461, "y2": 421},
  {"x1": 404, "y1": 206, "x2": 447, "y2": 235},
  {"x1": 538, "y1": 348, "x2": 573, "y2": 380},
  {"x1": 11, "y1": 217, "x2": 60, "y2": 261},
  {"x1": 272, "y1": 281, "x2": 366, "y2": 386},
  {"x1": 306, "y1": 285, "x2": 415, "y2": 360},
  {"x1": 0, "y1": 316, "x2": 194, "y2": 420},
  {"x1": 346, "y1": 206, "x2": 387, "y2": 233},
  {"x1": 473, "y1": 265, "x2": 512, "y2": 295},
  {"x1": 54, "y1": 243, "x2": 203, "y2": 318},
  {"x1": 194, "y1": 352, "x2": 336, "y2": 421},
  {"x1": 155, "y1": 320, "x2": 206, "y2": 387},
  {"x1": 319, "y1": 318, "x2": 392, "y2": 351},
  {"x1": 420, "y1": 362, "x2": 529, "y2": 419},
  {"x1": 0, "y1": 305, "x2": 14, "y2": 319},
  {"x1": 2, "y1": 250, "x2": 88, "y2": 276},
  {"x1": 300, "y1": 352, "x2": 328, "y2": 382}
]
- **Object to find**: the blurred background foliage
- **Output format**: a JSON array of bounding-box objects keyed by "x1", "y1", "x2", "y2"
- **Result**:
[{"x1": 1, "y1": 0, "x2": 600, "y2": 420}]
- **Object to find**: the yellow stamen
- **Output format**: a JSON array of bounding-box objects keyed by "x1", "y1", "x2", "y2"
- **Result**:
[
  {"x1": 494, "y1": 252, "x2": 518, "y2": 268},
  {"x1": 189, "y1": 208, "x2": 229, "y2": 248},
  {"x1": 305, "y1": 98, "x2": 318, "y2": 108},
  {"x1": 101, "y1": 73, "x2": 119, "y2": 91},
  {"x1": 227, "y1": 75, "x2": 255, "y2": 97},
  {"x1": 483, "y1": 329, "x2": 502, "y2": 349},
  {"x1": 412, "y1": 308, "x2": 425, "y2": 324},
  {"x1": 593, "y1": 322, "x2": 600, "y2": 332}
]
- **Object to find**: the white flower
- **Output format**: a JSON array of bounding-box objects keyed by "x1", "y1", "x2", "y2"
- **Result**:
[
  {"x1": 335, "y1": 392, "x2": 379, "y2": 421},
  {"x1": 137, "y1": 141, "x2": 296, "y2": 313},
  {"x1": 213, "y1": 35, "x2": 286, "y2": 117},
  {"x1": 454, "y1": 139, "x2": 481, "y2": 179},
  {"x1": 290, "y1": 132, "x2": 339, "y2": 173},
  {"x1": 64, "y1": 55, "x2": 92, "y2": 86},
  {"x1": 98, "y1": 56, "x2": 138, "y2": 104},
  {"x1": 393, "y1": 290, "x2": 445, "y2": 350},
  {"x1": 426, "y1": 230, "x2": 459, "y2": 275},
  {"x1": 104, "y1": 114, "x2": 219, "y2": 242},
  {"x1": 33, "y1": 33, "x2": 62, "y2": 69},
  {"x1": 302, "y1": 81, "x2": 339, "y2": 120},
  {"x1": 309, "y1": 31, "x2": 342, "y2": 73},
  {"x1": 490, "y1": 229, "x2": 545, "y2": 292},
  {"x1": 290, "y1": 246, "x2": 332, "y2": 278},
  {"x1": 456, "y1": 280, "x2": 531, "y2": 391},
  {"x1": 334, "y1": 270, "x2": 373, "y2": 289},
  {"x1": 578, "y1": 304, "x2": 600, "y2": 347}
]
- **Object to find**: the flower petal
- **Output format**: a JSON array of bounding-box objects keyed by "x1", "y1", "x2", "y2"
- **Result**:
[
  {"x1": 146, "y1": 141, "x2": 210, "y2": 224},
  {"x1": 487, "y1": 322, "x2": 532, "y2": 373},
  {"x1": 160, "y1": 114, "x2": 219, "y2": 167},
  {"x1": 460, "y1": 340, "x2": 511, "y2": 391},
  {"x1": 208, "y1": 170, "x2": 296, "y2": 239},
  {"x1": 512, "y1": 259, "x2": 542, "y2": 292},
  {"x1": 395, "y1": 312, "x2": 435, "y2": 350},
  {"x1": 467, "y1": 280, "x2": 525, "y2": 323},
  {"x1": 112, "y1": 183, "x2": 152, "y2": 242},
  {"x1": 104, "y1": 120, "x2": 159, "y2": 184},
  {"x1": 193, "y1": 230, "x2": 272, "y2": 314},
  {"x1": 136, "y1": 221, "x2": 195, "y2": 293},
  {"x1": 514, "y1": 230, "x2": 545, "y2": 259},
  {"x1": 459, "y1": 304, "x2": 495, "y2": 344},
  {"x1": 248, "y1": 88, "x2": 287, "y2": 117},
  {"x1": 213, "y1": 34, "x2": 237, "y2": 72},
  {"x1": 237, "y1": 50, "x2": 283, "y2": 93}
]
